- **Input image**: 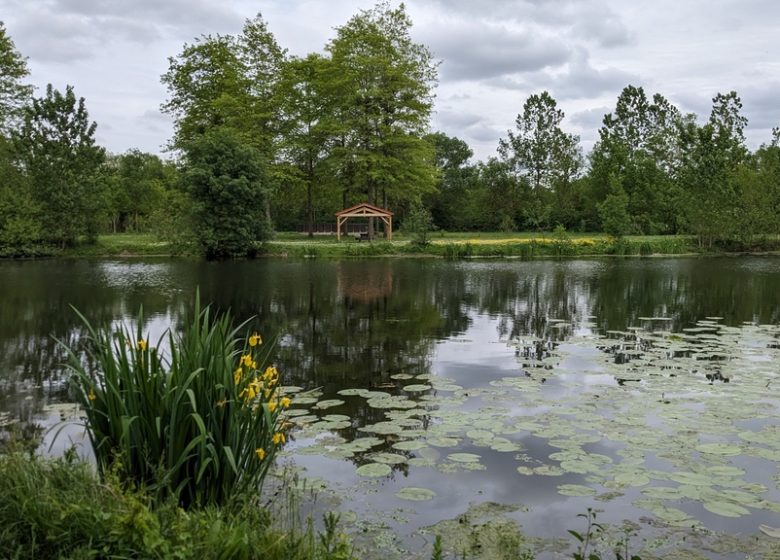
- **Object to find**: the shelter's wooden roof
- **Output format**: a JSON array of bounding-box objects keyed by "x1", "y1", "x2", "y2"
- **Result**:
[{"x1": 335, "y1": 202, "x2": 393, "y2": 217}]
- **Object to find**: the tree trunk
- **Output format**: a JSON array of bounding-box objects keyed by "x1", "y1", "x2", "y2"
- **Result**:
[{"x1": 307, "y1": 156, "x2": 314, "y2": 238}]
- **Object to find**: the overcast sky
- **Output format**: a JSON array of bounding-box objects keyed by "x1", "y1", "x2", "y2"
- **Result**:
[{"x1": 2, "y1": 0, "x2": 779, "y2": 162}]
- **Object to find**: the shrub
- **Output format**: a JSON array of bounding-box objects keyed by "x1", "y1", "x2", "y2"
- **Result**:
[{"x1": 62, "y1": 296, "x2": 289, "y2": 508}]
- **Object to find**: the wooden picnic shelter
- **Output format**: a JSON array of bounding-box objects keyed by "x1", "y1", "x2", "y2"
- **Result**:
[{"x1": 335, "y1": 202, "x2": 393, "y2": 241}]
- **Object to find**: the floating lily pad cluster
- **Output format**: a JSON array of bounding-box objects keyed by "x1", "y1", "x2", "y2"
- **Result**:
[{"x1": 280, "y1": 319, "x2": 780, "y2": 528}]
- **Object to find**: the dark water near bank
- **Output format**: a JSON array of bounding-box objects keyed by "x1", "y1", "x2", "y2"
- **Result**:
[{"x1": 1, "y1": 257, "x2": 780, "y2": 558}]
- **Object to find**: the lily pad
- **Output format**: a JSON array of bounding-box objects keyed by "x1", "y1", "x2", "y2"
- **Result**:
[
  {"x1": 356, "y1": 463, "x2": 392, "y2": 478},
  {"x1": 557, "y1": 484, "x2": 597, "y2": 497},
  {"x1": 447, "y1": 453, "x2": 482, "y2": 463},
  {"x1": 403, "y1": 384, "x2": 432, "y2": 393},
  {"x1": 703, "y1": 500, "x2": 751, "y2": 518},
  {"x1": 314, "y1": 399, "x2": 345, "y2": 410},
  {"x1": 395, "y1": 487, "x2": 436, "y2": 501}
]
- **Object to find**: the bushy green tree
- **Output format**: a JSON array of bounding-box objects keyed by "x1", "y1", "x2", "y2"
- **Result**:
[
  {"x1": 15, "y1": 84, "x2": 105, "y2": 247},
  {"x1": 587, "y1": 85, "x2": 683, "y2": 233},
  {"x1": 325, "y1": 2, "x2": 438, "y2": 227},
  {"x1": 598, "y1": 178, "x2": 632, "y2": 239},
  {"x1": 183, "y1": 128, "x2": 269, "y2": 259},
  {"x1": 424, "y1": 132, "x2": 477, "y2": 230}
]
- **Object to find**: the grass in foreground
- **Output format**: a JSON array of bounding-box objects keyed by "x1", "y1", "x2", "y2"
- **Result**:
[{"x1": 0, "y1": 452, "x2": 353, "y2": 560}]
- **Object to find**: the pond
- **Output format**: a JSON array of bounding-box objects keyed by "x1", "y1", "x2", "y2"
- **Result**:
[{"x1": 1, "y1": 257, "x2": 780, "y2": 558}]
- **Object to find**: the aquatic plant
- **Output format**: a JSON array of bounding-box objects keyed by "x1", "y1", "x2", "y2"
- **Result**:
[{"x1": 62, "y1": 296, "x2": 289, "y2": 508}]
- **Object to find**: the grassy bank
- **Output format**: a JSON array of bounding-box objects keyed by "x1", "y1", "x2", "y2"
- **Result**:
[
  {"x1": 263, "y1": 232, "x2": 699, "y2": 258},
  {"x1": 5, "y1": 232, "x2": 780, "y2": 259}
]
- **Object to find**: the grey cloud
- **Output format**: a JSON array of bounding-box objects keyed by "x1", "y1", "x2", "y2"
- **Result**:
[
  {"x1": 486, "y1": 50, "x2": 638, "y2": 100},
  {"x1": 425, "y1": 22, "x2": 571, "y2": 81},
  {"x1": 434, "y1": 110, "x2": 484, "y2": 129},
  {"x1": 464, "y1": 123, "x2": 504, "y2": 143},
  {"x1": 54, "y1": 0, "x2": 243, "y2": 37},
  {"x1": 572, "y1": 15, "x2": 632, "y2": 48},
  {"x1": 418, "y1": 0, "x2": 632, "y2": 48},
  {"x1": 570, "y1": 107, "x2": 610, "y2": 130},
  {"x1": 741, "y1": 84, "x2": 780, "y2": 131},
  {"x1": 10, "y1": 0, "x2": 244, "y2": 62},
  {"x1": 12, "y1": 11, "x2": 95, "y2": 62}
]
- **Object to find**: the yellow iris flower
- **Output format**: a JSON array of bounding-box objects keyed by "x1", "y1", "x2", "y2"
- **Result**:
[
  {"x1": 249, "y1": 333, "x2": 262, "y2": 347},
  {"x1": 255, "y1": 448, "x2": 266, "y2": 460},
  {"x1": 272, "y1": 432, "x2": 286, "y2": 445},
  {"x1": 280, "y1": 397, "x2": 291, "y2": 408},
  {"x1": 137, "y1": 339, "x2": 148, "y2": 351},
  {"x1": 88, "y1": 388, "x2": 97, "y2": 401}
]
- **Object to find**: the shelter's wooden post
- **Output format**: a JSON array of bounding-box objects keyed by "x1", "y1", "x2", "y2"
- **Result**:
[
  {"x1": 337, "y1": 217, "x2": 342, "y2": 241},
  {"x1": 388, "y1": 216, "x2": 392, "y2": 240}
]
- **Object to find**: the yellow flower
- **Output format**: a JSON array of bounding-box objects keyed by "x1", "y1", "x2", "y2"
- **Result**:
[
  {"x1": 137, "y1": 339, "x2": 148, "y2": 351},
  {"x1": 268, "y1": 400, "x2": 278, "y2": 413},
  {"x1": 255, "y1": 448, "x2": 266, "y2": 461},
  {"x1": 88, "y1": 388, "x2": 97, "y2": 401},
  {"x1": 249, "y1": 333, "x2": 262, "y2": 347},
  {"x1": 233, "y1": 368, "x2": 243, "y2": 385},
  {"x1": 272, "y1": 432, "x2": 286, "y2": 445},
  {"x1": 280, "y1": 397, "x2": 291, "y2": 408},
  {"x1": 262, "y1": 366, "x2": 277, "y2": 380},
  {"x1": 240, "y1": 355, "x2": 253, "y2": 367},
  {"x1": 250, "y1": 359, "x2": 258, "y2": 370}
]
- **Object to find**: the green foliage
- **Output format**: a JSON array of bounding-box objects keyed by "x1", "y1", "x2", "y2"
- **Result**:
[
  {"x1": 325, "y1": 2, "x2": 438, "y2": 211},
  {"x1": 499, "y1": 90, "x2": 582, "y2": 193},
  {"x1": 62, "y1": 298, "x2": 288, "y2": 509},
  {"x1": 403, "y1": 204, "x2": 436, "y2": 246},
  {"x1": 0, "y1": 453, "x2": 356, "y2": 560},
  {"x1": 0, "y1": 21, "x2": 32, "y2": 132},
  {"x1": 598, "y1": 180, "x2": 632, "y2": 239},
  {"x1": 14, "y1": 84, "x2": 106, "y2": 247},
  {"x1": 183, "y1": 128, "x2": 270, "y2": 258}
]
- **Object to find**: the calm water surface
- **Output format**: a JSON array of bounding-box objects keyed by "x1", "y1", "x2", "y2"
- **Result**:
[{"x1": 1, "y1": 257, "x2": 780, "y2": 558}]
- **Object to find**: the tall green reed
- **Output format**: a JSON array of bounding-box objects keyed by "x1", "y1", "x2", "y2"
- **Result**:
[{"x1": 62, "y1": 296, "x2": 289, "y2": 508}]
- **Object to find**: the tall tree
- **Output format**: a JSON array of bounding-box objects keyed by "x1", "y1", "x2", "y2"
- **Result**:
[
  {"x1": 498, "y1": 91, "x2": 582, "y2": 193},
  {"x1": 161, "y1": 34, "x2": 250, "y2": 151},
  {"x1": 0, "y1": 22, "x2": 33, "y2": 133},
  {"x1": 276, "y1": 53, "x2": 335, "y2": 237},
  {"x1": 588, "y1": 85, "x2": 684, "y2": 233},
  {"x1": 424, "y1": 132, "x2": 476, "y2": 230},
  {"x1": 325, "y1": 2, "x2": 438, "y2": 235},
  {"x1": 677, "y1": 91, "x2": 749, "y2": 246},
  {"x1": 15, "y1": 84, "x2": 105, "y2": 247}
]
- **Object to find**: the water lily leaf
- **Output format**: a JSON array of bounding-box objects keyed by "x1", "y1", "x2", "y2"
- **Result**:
[
  {"x1": 759, "y1": 525, "x2": 780, "y2": 538},
  {"x1": 370, "y1": 452, "x2": 408, "y2": 465},
  {"x1": 427, "y1": 436, "x2": 460, "y2": 448},
  {"x1": 314, "y1": 399, "x2": 345, "y2": 410},
  {"x1": 669, "y1": 472, "x2": 713, "y2": 486},
  {"x1": 337, "y1": 388, "x2": 370, "y2": 397},
  {"x1": 403, "y1": 384, "x2": 432, "y2": 393},
  {"x1": 696, "y1": 442, "x2": 742, "y2": 456},
  {"x1": 557, "y1": 484, "x2": 597, "y2": 497},
  {"x1": 392, "y1": 440, "x2": 428, "y2": 451},
  {"x1": 356, "y1": 463, "x2": 391, "y2": 477},
  {"x1": 395, "y1": 487, "x2": 436, "y2": 501},
  {"x1": 447, "y1": 453, "x2": 481, "y2": 463},
  {"x1": 703, "y1": 500, "x2": 750, "y2": 518}
]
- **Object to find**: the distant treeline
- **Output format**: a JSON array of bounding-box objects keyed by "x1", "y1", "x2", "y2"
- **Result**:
[{"x1": 1, "y1": 4, "x2": 779, "y2": 258}]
